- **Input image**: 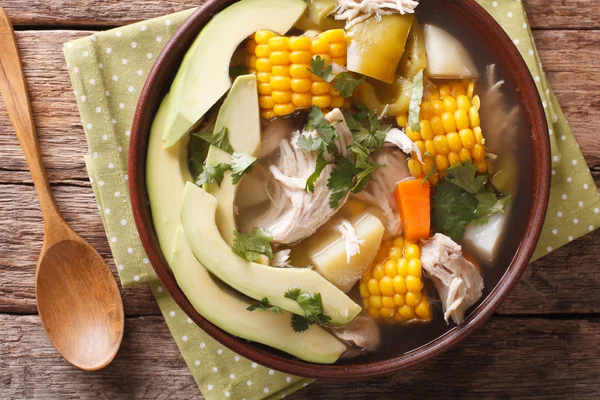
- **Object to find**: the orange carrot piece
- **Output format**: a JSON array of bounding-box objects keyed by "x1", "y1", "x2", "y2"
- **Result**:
[{"x1": 395, "y1": 179, "x2": 431, "y2": 242}]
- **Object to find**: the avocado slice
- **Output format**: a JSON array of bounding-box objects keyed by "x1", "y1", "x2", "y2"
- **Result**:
[
  {"x1": 147, "y1": 95, "x2": 346, "y2": 363},
  {"x1": 161, "y1": 0, "x2": 307, "y2": 148},
  {"x1": 204, "y1": 74, "x2": 261, "y2": 245},
  {"x1": 180, "y1": 182, "x2": 362, "y2": 326}
]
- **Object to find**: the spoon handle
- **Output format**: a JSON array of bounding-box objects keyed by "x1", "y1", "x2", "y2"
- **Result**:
[{"x1": 0, "y1": 8, "x2": 65, "y2": 230}]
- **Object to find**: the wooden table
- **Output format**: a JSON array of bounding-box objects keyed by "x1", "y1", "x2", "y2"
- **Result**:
[{"x1": 0, "y1": 1, "x2": 598, "y2": 398}]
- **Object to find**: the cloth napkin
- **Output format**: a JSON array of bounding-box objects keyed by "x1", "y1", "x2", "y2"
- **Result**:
[{"x1": 63, "y1": 0, "x2": 600, "y2": 399}]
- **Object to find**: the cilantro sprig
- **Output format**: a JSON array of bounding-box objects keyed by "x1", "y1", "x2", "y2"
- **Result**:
[
  {"x1": 195, "y1": 163, "x2": 230, "y2": 187},
  {"x1": 284, "y1": 287, "x2": 332, "y2": 333},
  {"x1": 246, "y1": 298, "x2": 283, "y2": 315},
  {"x1": 343, "y1": 106, "x2": 391, "y2": 152},
  {"x1": 408, "y1": 69, "x2": 425, "y2": 132},
  {"x1": 230, "y1": 152, "x2": 257, "y2": 184},
  {"x1": 193, "y1": 126, "x2": 233, "y2": 154},
  {"x1": 308, "y1": 56, "x2": 364, "y2": 98},
  {"x1": 432, "y1": 161, "x2": 512, "y2": 241},
  {"x1": 232, "y1": 227, "x2": 274, "y2": 262}
]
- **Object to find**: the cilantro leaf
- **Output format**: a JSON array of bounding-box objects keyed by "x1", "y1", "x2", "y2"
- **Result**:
[
  {"x1": 408, "y1": 69, "x2": 424, "y2": 132},
  {"x1": 195, "y1": 163, "x2": 230, "y2": 187},
  {"x1": 229, "y1": 64, "x2": 249, "y2": 79},
  {"x1": 284, "y1": 286, "x2": 332, "y2": 332},
  {"x1": 232, "y1": 227, "x2": 274, "y2": 262},
  {"x1": 332, "y1": 72, "x2": 365, "y2": 98},
  {"x1": 472, "y1": 193, "x2": 513, "y2": 225},
  {"x1": 305, "y1": 153, "x2": 332, "y2": 193},
  {"x1": 327, "y1": 157, "x2": 357, "y2": 208},
  {"x1": 432, "y1": 180, "x2": 478, "y2": 242},
  {"x1": 230, "y1": 152, "x2": 257, "y2": 184},
  {"x1": 193, "y1": 126, "x2": 234, "y2": 154},
  {"x1": 297, "y1": 134, "x2": 327, "y2": 152},
  {"x1": 307, "y1": 106, "x2": 338, "y2": 145},
  {"x1": 308, "y1": 55, "x2": 335, "y2": 82},
  {"x1": 246, "y1": 297, "x2": 283, "y2": 315},
  {"x1": 446, "y1": 160, "x2": 487, "y2": 194},
  {"x1": 343, "y1": 109, "x2": 390, "y2": 152},
  {"x1": 188, "y1": 134, "x2": 209, "y2": 179}
]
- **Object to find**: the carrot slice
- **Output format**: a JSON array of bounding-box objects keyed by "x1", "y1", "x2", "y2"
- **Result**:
[{"x1": 395, "y1": 180, "x2": 431, "y2": 242}]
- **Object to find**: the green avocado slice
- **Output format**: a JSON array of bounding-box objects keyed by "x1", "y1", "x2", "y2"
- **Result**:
[
  {"x1": 161, "y1": 0, "x2": 307, "y2": 148},
  {"x1": 147, "y1": 95, "x2": 346, "y2": 363},
  {"x1": 180, "y1": 182, "x2": 362, "y2": 326}
]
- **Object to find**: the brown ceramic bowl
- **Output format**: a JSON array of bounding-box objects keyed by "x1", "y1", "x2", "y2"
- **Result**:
[{"x1": 129, "y1": 0, "x2": 550, "y2": 380}]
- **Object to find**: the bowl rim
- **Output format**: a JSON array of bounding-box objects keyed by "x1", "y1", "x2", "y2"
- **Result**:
[{"x1": 129, "y1": 0, "x2": 551, "y2": 381}]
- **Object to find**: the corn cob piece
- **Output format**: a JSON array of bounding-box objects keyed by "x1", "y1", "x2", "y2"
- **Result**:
[
  {"x1": 359, "y1": 236, "x2": 431, "y2": 324},
  {"x1": 398, "y1": 80, "x2": 487, "y2": 185},
  {"x1": 246, "y1": 29, "x2": 348, "y2": 119}
]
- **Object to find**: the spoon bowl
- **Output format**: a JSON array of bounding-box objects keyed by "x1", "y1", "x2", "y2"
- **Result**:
[{"x1": 0, "y1": 7, "x2": 124, "y2": 370}]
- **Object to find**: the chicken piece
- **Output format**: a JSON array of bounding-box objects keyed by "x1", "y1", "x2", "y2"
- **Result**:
[
  {"x1": 241, "y1": 109, "x2": 354, "y2": 244},
  {"x1": 420, "y1": 233, "x2": 484, "y2": 325},
  {"x1": 353, "y1": 148, "x2": 411, "y2": 236},
  {"x1": 334, "y1": 0, "x2": 419, "y2": 28},
  {"x1": 330, "y1": 316, "x2": 381, "y2": 358}
]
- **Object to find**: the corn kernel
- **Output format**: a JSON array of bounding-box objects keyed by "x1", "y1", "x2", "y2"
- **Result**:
[
  {"x1": 289, "y1": 50, "x2": 311, "y2": 65},
  {"x1": 447, "y1": 132, "x2": 462, "y2": 153},
  {"x1": 257, "y1": 72, "x2": 272, "y2": 83},
  {"x1": 292, "y1": 92, "x2": 312, "y2": 108},
  {"x1": 398, "y1": 305, "x2": 416, "y2": 320},
  {"x1": 432, "y1": 100, "x2": 445, "y2": 117},
  {"x1": 312, "y1": 94, "x2": 332, "y2": 108},
  {"x1": 448, "y1": 151, "x2": 461, "y2": 166},
  {"x1": 271, "y1": 65, "x2": 289, "y2": 77},
  {"x1": 380, "y1": 276, "x2": 394, "y2": 296},
  {"x1": 258, "y1": 83, "x2": 273, "y2": 95},
  {"x1": 397, "y1": 258, "x2": 408, "y2": 277},
  {"x1": 255, "y1": 30, "x2": 276, "y2": 44},
  {"x1": 379, "y1": 307, "x2": 395, "y2": 318},
  {"x1": 322, "y1": 29, "x2": 346, "y2": 43},
  {"x1": 415, "y1": 140, "x2": 426, "y2": 155},
  {"x1": 311, "y1": 81, "x2": 331, "y2": 95},
  {"x1": 405, "y1": 291, "x2": 421, "y2": 307},
  {"x1": 372, "y1": 263, "x2": 385, "y2": 280},
  {"x1": 425, "y1": 140, "x2": 436, "y2": 156},
  {"x1": 472, "y1": 144, "x2": 486, "y2": 161},
  {"x1": 469, "y1": 106, "x2": 480, "y2": 128},
  {"x1": 393, "y1": 293, "x2": 405, "y2": 307},
  {"x1": 429, "y1": 173, "x2": 440, "y2": 186},
  {"x1": 388, "y1": 246, "x2": 403, "y2": 261},
  {"x1": 408, "y1": 158, "x2": 423, "y2": 177},
  {"x1": 454, "y1": 109, "x2": 470, "y2": 130},
  {"x1": 393, "y1": 237, "x2": 405, "y2": 248},
  {"x1": 433, "y1": 135, "x2": 450, "y2": 155},
  {"x1": 382, "y1": 296, "x2": 395, "y2": 309},
  {"x1": 261, "y1": 109, "x2": 275, "y2": 119},
  {"x1": 415, "y1": 298, "x2": 431, "y2": 320},
  {"x1": 289, "y1": 64, "x2": 311, "y2": 79},
  {"x1": 406, "y1": 275, "x2": 423, "y2": 293},
  {"x1": 419, "y1": 102, "x2": 434, "y2": 120},
  {"x1": 459, "y1": 128, "x2": 476, "y2": 149},
  {"x1": 311, "y1": 36, "x2": 330, "y2": 53},
  {"x1": 404, "y1": 244, "x2": 420, "y2": 259},
  {"x1": 268, "y1": 36, "x2": 289, "y2": 51},
  {"x1": 363, "y1": 298, "x2": 370, "y2": 309},
  {"x1": 270, "y1": 51, "x2": 290, "y2": 65},
  {"x1": 474, "y1": 126, "x2": 485, "y2": 144},
  {"x1": 331, "y1": 95, "x2": 344, "y2": 108},
  {"x1": 392, "y1": 275, "x2": 407, "y2": 294},
  {"x1": 288, "y1": 36, "x2": 312, "y2": 51},
  {"x1": 451, "y1": 82, "x2": 466, "y2": 97},
  {"x1": 272, "y1": 90, "x2": 292, "y2": 104},
  {"x1": 459, "y1": 148, "x2": 473, "y2": 163},
  {"x1": 476, "y1": 159, "x2": 488, "y2": 173},
  {"x1": 443, "y1": 96, "x2": 457, "y2": 113},
  {"x1": 442, "y1": 112, "x2": 457, "y2": 133},
  {"x1": 255, "y1": 44, "x2": 271, "y2": 58},
  {"x1": 369, "y1": 295, "x2": 382, "y2": 309},
  {"x1": 246, "y1": 39, "x2": 257, "y2": 54},
  {"x1": 407, "y1": 126, "x2": 422, "y2": 142},
  {"x1": 430, "y1": 116, "x2": 444, "y2": 135},
  {"x1": 419, "y1": 120, "x2": 434, "y2": 140},
  {"x1": 456, "y1": 95, "x2": 471, "y2": 112},
  {"x1": 368, "y1": 307, "x2": 380, "y2": 318},
  {"x1": 273, "y1": 103, "x2": 295, "y2": 116},
  {"x1": 368, "y1": 278, "x2": 381, "y2": 295},
  {"x1": 329, "y1": 42, "x2": 346, "y2": 57},
  {"x1": 270, "y1": 76, "x2": 291, "y2": 91},
  {"x1": 291, "y1": 78, "x2": 311, "y2": 93},
  {"x1": 259, "y1": 95, "x2": 275, "y2": 109},
  {"x1": 359, "y1": 282, "x2": 369, "y2": 298},
  {"x1": 435, "y1": 154, "x2": 450, "y2": 171},
  {"x1": 471, "y1": 95, "x2": 481, "y2": 110},
  {"x1": 333, "y1": 57, "x2": 346, "y2": 66},
  {"x1": 407, "y1": 258, "x2": 422, "y2": 277},
  {"x1": 384, "y1": 260, "x2": 396, "y2": 277},
  {"x1": 428, "y1": 91, "x2": 440, "y2": 102},
  {"x1": 439, "y1": 84, "x2": 451, "y2": 98},
  {"x1": 248, "y1": 55, "x2": 257, "y2": 69}
]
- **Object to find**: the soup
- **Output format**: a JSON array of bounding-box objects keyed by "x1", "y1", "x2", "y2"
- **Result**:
[{"x1": 147, "y1": 0, "x2": 525, "y2": 365}]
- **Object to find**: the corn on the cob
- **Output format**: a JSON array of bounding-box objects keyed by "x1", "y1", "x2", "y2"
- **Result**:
[
  {"x1": 246, "y1": 29, "x2": 348, "y2": 119},
  {"x1": 397, "y1": 80, "x2": 487, "y2": 185},
  {"x1": 359, "y1": 236, "x2": 431, "y2": 324}
]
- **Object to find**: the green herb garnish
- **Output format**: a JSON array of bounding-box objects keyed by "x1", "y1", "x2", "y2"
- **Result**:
[
  {"x1": 432, "y1": 161, "x2": 512, "y2": 241},
  {"x1": 246, "y1": 298, "x2": 283, "y2": 315},
  {"x1": 332, "y1": 72, "x2": 365, "y2": 98},
  {"x1": 230, "y1": 152, "x2": 257, "y2": 184},
  {"x1": 305, "y1": 153, "x2": 333, "y2": 193},
  {"x1": 422, "y1": 152, "x2": 437, "y2": 185},
  {"x1": 408, "y1": 69, "x2": 424, "y2": 132},
  {"x1": 193, "y1": 126, "x2": 233, "y2": 154},
  {"x1": 343, "y1": 109, "x2": 390, "y2": 152},
  {"x1": 195, "y1": 163, "x2": 230, "y2": 187},
  {"x1": 308, "y1": 55, "x2": 335, "y2": 82},
  {"x1": 232, "y1": 227, "x2": 274, "y2": 262},
  {"x1": 284, "y1": 287, "x2": 332, "y2": 333}
]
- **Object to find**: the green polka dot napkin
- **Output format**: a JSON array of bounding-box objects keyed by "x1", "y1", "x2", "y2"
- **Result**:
[{"x1": 63, "y1": 1, "x2": 599, "y2": 399}]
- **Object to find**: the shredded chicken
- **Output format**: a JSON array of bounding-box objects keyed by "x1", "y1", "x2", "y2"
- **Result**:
[
  {"x1": 385, "y1": 128, "x2": 422, "y2": 162},
  {"x1": 334, "y1": 0, "x2": 420, "y2": 28},
  {"x1": 241, "y1": 109, "x2": 354, "y2": 244},
  {"x1": 354, "y1": 148, "x2": 411, "y2": 236},
  {"x1": 420, "y1": 234, "x2": 484, "y2": 325},
  {"x1": 337, "y1": 219, "x2": 365, "y2": 263},
  {"x1": 330, "y1": 316, "x2": 381, "y2": 358},
  {"x1": 271, "y1": 249, "x2": 292, "y2": 268}
]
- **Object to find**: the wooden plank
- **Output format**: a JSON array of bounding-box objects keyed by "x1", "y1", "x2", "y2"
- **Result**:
[
  {"x1": 0, "y1": 314, "x2": 598, "y2": 399},
  {"x1": 1, "y1": 181, "x2": 599, "y2": 316},
  {"x1": 0, "y1": 0, "x2": 598, "y2": 29}
]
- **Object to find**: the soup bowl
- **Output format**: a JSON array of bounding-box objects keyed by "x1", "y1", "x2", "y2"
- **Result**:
[{"x1": 129, "y1": 0, "x2": 550, "y2": 380}]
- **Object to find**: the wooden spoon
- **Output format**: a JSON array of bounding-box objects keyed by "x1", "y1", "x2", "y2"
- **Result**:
[{"x1": 0, "y1": 8, "x2": 124, "y2": 371}]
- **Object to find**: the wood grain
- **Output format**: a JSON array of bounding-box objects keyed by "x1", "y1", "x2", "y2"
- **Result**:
[
  {"x1": 0, "y1": 0, "x2": 597, "y2": 29},
  {"x1": 0, "y1": 314, "x2": 598, "y2": 399}
]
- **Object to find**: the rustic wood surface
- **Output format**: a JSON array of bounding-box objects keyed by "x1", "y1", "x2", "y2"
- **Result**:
[{"x1": 0, "y1": 0, "x2": 599, "y2": 398}]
